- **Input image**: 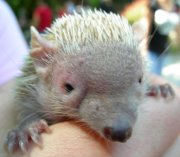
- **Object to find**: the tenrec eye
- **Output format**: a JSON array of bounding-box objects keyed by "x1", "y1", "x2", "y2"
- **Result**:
[
  {"x1": 138, "y1": 77, "x2": 142, "y2": 83},
  {"x1": 65, "y1": 83, "x2": 74, "y2": 93}
]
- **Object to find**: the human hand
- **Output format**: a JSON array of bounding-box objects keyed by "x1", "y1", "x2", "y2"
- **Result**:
[{"x1": 18, "y1": 76, "x2": 180, "y2": 157}]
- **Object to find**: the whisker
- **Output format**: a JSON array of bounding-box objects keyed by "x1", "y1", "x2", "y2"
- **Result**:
[
  {"x1": 81, "y1": 0, "x2": 84, "y2": 6},
  {"x1": 147, "y1": 25, "x2": 159, "y2": 47},
  {"x1": 154, "y1": 42, "x2": 172, "y2": 64}
]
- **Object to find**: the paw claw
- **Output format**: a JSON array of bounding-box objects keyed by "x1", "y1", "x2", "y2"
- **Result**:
[
  {"x1": 146, "y1": 85, "x2": 160, "y2": 97},
  {"x1": 146, "y1": 83, "x2": 175, "y2": 99},
  {"x1": 38, "y1": 119, "x2": 51, "y2": 133},
  {"x1": 160, "y1": 83, "x2": 175, "y2": 98},
  {"x1": 6, "y1": 142, "x2": 16, "y2": 153},
  {"x1": 5, "y1": 130, "x2": 18, "y2": 153},
  {"x1": 29, "y1": 128, "x2": 42, "y2": 147},
  {"x1": 5, "y1": 119, "x2": 49, "y2": 153},
  {"x1": 19, "y1": 140, "x2": 28, "y2": 154},
  {"x1": 19, "y1": 132, "x2": 29, "y2": 153},
  {"x1": 31, "y1": 134, "x2": 42, "y2": 147}
]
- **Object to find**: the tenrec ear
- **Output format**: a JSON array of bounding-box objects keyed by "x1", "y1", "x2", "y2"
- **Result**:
[
  {"x1": 30, "y1": 26, "x2": 56, "y2": 58},
  {"x1": 132, "y1": 20, "x2": 147, "y2": 43},
  {"x1": 30, "y1": 26, "x2": 57, "y2": 79}
]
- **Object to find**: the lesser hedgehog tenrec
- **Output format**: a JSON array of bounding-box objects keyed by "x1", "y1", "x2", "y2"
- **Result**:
[{"x1": 5, "y1": 10, "x2": 146, "y2": 153}]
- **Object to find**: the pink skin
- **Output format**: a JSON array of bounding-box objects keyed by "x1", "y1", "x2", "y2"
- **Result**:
[{"x1": 52, "y1": 61, "x2": 87, "y2": 108}]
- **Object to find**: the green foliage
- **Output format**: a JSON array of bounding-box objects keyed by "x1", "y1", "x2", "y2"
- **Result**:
[
  {"x1": 88, "y1": 0, "x2": 100, "y2": 7},
  {"x1": 114, "y1": 0, "x2": 133, "y2": 10},
  {"x1": 6, "y1": 0, "x2": 132, "y2": 18},
  {"x1": 6, "y1": 0, "x2": 132, "y2": 41},
  {"x1": 6, "y1": 0, "x2": 36, "y2": 18}
]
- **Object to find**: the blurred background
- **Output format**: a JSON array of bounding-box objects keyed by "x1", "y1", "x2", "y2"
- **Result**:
[{"x1": 2, "y1": 0, "x2": 180, "y2": 86}]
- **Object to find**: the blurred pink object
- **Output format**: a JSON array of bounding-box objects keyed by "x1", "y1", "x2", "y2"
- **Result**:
[{"x1": 0, "y1": 0, "x2": 28, "y2": 85}]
